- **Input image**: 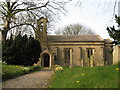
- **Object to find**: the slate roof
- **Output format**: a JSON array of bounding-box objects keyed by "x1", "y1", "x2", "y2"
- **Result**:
[{"x1": 48, "y1": 35, "x2": 104, "y2": 42}]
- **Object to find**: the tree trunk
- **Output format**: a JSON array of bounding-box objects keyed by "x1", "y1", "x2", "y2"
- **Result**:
[
  {"x1": 2, "y1": 18, "x2": 11, "y2": 41},
  {"x1": 2, "y1": 30, "x2": 8, "y2": 41}
]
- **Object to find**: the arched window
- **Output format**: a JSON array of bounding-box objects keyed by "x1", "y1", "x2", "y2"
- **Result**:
[{"x1": 40, "y1": 22, "x2": 44, "y2": 31}]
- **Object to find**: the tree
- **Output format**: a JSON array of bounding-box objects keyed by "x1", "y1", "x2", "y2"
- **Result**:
[
  {"x1": 54, "y1": 23, "x2": 96, "y2": 35},
  {"x1": 2, "y1": 35, "x2": 14, "y2": 64},
  {"x1": 0, "y1": 0, "x2": 117, "y2": 40},
  {"x1": 0, "y1": 0, "x2": 71, "y2": 40},
  {"x1": 106, "y1": 15, "x2": 120, "y2": 44},
  {"x1": 26, "y1": 35, "x2": 41, "y2": 65},
  {"x1": 2, "y1": 34, "x2": 41, "y2": 66}
]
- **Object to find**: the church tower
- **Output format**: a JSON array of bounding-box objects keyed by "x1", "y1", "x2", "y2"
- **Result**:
[
  {"x1": 35, "y1": 17, "x2": 48, "y2": 51},
  {"x1": 35, "y1": 17, "x2": 54, "y2": 67}
]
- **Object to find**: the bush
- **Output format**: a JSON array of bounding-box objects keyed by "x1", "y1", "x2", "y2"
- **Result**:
[
  {"x1": 29, "y1": 65, "x2": 41, "y2": 73},
  {"x1": 2, "y1": 65, "x2": 26, "y2": 81},
  {"x1": 54, "y1": 65, "x2": 63, "y2": 72},
  {"x1": 2, "y1": 34, "x2": 41, "y2": 66},
  {"x1": 2, "y1": 64, "x2": 41, "y2": 81}
]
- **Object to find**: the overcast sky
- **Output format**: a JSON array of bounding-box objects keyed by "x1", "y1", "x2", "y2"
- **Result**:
[
  {"x1": 53, "y1": 0, "x2": 119, "y2": 39},
  {"x1": 0, "y1": 0, "x2": 119, "y2": 39}
]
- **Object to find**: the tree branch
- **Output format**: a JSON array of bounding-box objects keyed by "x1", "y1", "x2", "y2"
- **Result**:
[
  {"x1": 10, "y1": 23, "x2": 36, "y2": 31},
  {"x1": 13, "y1": 1, "x2": 49, "y2": 14},
  {"x1": 10, "y1": 1, "x2": 18, "y2": 10}
]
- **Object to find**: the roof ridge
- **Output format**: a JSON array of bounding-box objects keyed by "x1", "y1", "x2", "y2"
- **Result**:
[{"x1": 48, "y1": 35, "x2": 104, "y2": 42}]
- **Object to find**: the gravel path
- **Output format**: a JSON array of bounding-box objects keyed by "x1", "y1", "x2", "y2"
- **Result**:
[{"x1": 2, "y1": 69, "x2": 54, "y2": 88}]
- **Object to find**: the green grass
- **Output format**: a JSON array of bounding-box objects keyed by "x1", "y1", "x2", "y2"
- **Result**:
[
  {"x1": 1, "y1": 64, "x2": 41, "y2": 81},
  {"x1": 50, "y1": 64, "x2": 119, "y2": 88}
]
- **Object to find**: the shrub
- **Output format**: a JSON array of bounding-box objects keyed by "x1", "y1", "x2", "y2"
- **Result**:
[
  {"x1": 2, "y1": 65, "x2": 26, "y2": 81},
  {"x1": 29, "y1": 65, "x2": 41, "y2": 73},
  {"x1": 54, "y1": 65, "x2": 63, "y2": 72},
  {"x1": 2, "y1": 64, "x2": 41, "y2": 81}
]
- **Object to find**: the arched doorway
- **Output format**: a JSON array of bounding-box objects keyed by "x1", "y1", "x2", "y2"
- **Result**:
[
  {"x1": 40, "y1": 50, "x2": 54, "y2": 67},
  {"x1": 43, "y1": 53, "x2": 50, "y2": 67}
]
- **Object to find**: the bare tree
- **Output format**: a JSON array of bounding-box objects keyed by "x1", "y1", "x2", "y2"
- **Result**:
[
  {"x1": 0, "y1": 0, "x2": 71, "y2": 40},
  {"x1": 0, "y1": 0, "x2": 117, "y2": 40},
  {"x1": 8, "y1": 13, "x2": 35, "y2": 37},
  {"x1": 54, "y1": 23, "x2": 96, "y2": 35}
]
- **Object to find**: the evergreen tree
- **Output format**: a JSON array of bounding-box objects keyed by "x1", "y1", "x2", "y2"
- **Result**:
[
  {"x1": 107, "y1": 15, "x2": 120, "y2": 44},
  {"x1": 2, "y1": 35, "x2": 14, "y2": 64},
  {"x1": 13, "y1": 34, "x2": 29, "y2": 65},
  {"x1": 26, "y1": 36, "x2": 41, "y2": 65},
  {"x1": 2, "y1": 34, "x2": 41, "y2": 66}
]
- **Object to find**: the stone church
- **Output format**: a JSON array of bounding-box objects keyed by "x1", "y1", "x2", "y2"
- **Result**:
[{"x1": 36, "y1": 17, "x2": 113, "y2": 67}]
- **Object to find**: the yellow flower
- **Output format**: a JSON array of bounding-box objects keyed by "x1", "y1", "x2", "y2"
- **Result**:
[
  {"x1": 76, "y1": 81, "x2": 80, "y2": 83},
  {"x1": 82, "y1": 74, "x2": 84, "y2": 76},
  {"x1": 116, "y1": 68, "x2": 119, "y2": 71},
  {"x1": 54, "y1": 65, "x2": 59, "y2": 67},
  {"x1": 54, "y1": 65, "x2": 63, "y2": 72}
]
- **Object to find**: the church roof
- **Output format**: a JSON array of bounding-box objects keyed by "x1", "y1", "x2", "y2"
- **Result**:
[
  {"x1": 104, "y1": 38, "x2": 112, "y2": 44},
  {"x1": 48, "y1": 35, "x2": 104, "y2": 42}
]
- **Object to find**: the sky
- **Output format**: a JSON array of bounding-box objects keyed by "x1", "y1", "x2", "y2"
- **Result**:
[
  {"x1": 0, "y1": 0, "x2": 119, "y2": 39},
  {"x1": 53, "y1": 0, "x2": 120, "y2": 39}
]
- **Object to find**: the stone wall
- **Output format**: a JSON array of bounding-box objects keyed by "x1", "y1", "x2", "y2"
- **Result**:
[
  {"x1": 113, "y1": 45, "x2": 120, "y2": 64},
  {"x1": 49, "y1": 41, "x2": 106, "y2": 66}
]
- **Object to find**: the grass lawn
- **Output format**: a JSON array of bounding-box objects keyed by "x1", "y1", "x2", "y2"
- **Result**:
[
  {"x1": 50, "y1": 64, "x2": 119, "y2": 88},
  {"x1": 1, "y1": 63, "x2": 41, "y2": 81}
]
